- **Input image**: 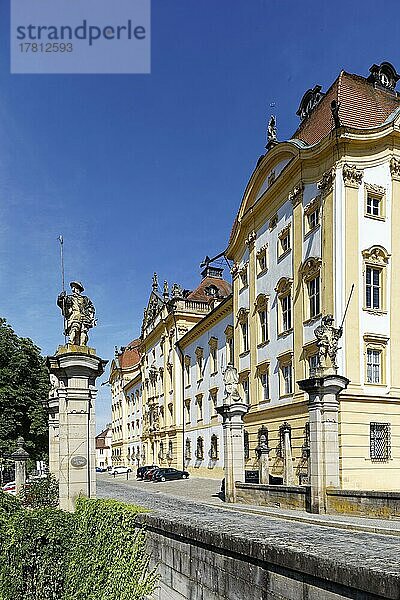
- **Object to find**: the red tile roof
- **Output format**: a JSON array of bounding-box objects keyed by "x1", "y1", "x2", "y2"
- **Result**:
[
  {"x1": 118, "y1": 338, "x2": 141, "y2": 369},
  {"x1": 186, "y1": 276, "x2": 232, "y2": 303},
  {"x1": 293, "y1": 71, "x2": 400, "y2": 145}
]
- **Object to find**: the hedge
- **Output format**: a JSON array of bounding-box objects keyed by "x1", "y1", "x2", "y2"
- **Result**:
[{"x1": 0, "y1": 494, "x2": 157, "y2": 600}]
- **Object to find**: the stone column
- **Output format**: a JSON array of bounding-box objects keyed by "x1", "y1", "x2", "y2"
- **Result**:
[
  {"x1": 298, "y1": 375, "x2": 349, "y2": 513},
  {"x1": 256, "y1": 435, "x2": 270, "y2": 484},
  {"x1": 282, "y1": 422, "x2": 295, "y2": 485},
  {"x1": 11, "y1": 437, "x2": 29, "y2": 496},
  {"x1": 217, "y1": 400, "x2": 249, "y2": 503},
  {"x1": 46, "y1": 345, "x2": 107, "y2": 512}
]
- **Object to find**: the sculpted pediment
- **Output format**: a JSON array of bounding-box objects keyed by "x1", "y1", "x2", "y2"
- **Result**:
[{"x1": 142, "y1": 291, "x2": 164, "y2": 331}]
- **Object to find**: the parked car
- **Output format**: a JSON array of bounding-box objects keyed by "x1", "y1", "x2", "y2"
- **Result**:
[
  {"x1": 2, "y1": 481, "x2": 16, "y2": 495},
  {"x1": 96, "y1": 467, "x2": 107, "y2": 473},
  {"x1": 137, "y1": 465, "x2": 158, "y2": 479},
  {"x1": 144, "y1": 467, "x2": 159, "y2": 481},
  {"x1": 109, "y1": 466, "x2": 132, "y2": 475},
  {"x1": 152, "y1": 468, "x2": 189, "y2": 482}
]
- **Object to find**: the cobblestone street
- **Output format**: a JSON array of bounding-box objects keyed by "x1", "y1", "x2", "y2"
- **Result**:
[{"x1": 97, "y1": 473, "x2": 400, "y2": 583}]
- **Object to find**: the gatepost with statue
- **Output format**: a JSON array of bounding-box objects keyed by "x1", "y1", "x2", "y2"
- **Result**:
[{"x1": 45, "y1": 279, "x2": 107, "y2": 511}]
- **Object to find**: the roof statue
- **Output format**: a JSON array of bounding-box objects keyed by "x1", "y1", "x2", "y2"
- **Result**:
[
  {"x1": 57, "y1": 281, "x2": 96, "y2": 346},
  {"x1": 266, "y1": 114, "x2": 278, "y2": 150}
]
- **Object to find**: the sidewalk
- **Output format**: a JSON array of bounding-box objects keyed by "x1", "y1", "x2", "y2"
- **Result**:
[{"x1": 212, "y1": 500, "x2": 400, "y2": 537}]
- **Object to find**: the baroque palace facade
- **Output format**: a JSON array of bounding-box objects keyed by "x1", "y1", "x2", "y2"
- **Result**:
[{"x1": 111, "y1": 61, "x2": 400, "y2": 489}]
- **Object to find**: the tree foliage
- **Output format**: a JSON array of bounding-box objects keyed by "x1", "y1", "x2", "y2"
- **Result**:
[{"x1": 0, "y1": 318, "x2": 49, "y2": 461}]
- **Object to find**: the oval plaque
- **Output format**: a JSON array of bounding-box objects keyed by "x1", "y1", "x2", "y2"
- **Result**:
[{"x1": 70, "y1": 455, "x2": 87, "y2": 468}]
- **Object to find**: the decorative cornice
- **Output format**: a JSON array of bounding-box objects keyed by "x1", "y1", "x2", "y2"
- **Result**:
[
  {"x1": 362, "y1": 245, "x2": 390, "y2": 266},
  {"x1": 304, "y1": 196, "x2": 320, "y2": 216},
  {"x1": 343, "y1": 164, "x2": 363, "y2": 188},
  {"x1": 278, "y1": 223, "x2": 291, "y2": 239},
  {"x1": 289, "y1": 183, "x2": 305, "y2": 206},
  {"x1": 256, "y1": 243, "x2": 268, "y2": 257},
  {"x1": 237, "y1": 307, "x2": 250, "y2": 323},
  {"x1": 254, "y1": 293, "x2": 268, "y2": 311},
  {"x1": 390, "y1": 157, "x2": 400, "y2": 181},
  {"x1": 365, "y1": 182, "x2": 385, "y2": 197},
  {"x1": 275, "y1": 277, "x2": 293, "y2": 297},
  {"x1": 300, "y1": 256, "x2": 322, "y2": 282},
  {"x1": 317, "y1": 169, "x2": 335, "y2": 196}
]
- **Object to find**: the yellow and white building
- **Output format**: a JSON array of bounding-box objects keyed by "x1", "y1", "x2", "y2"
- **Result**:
[{"x1": 227, "y1": 61, "x2": 400, "y2": 490}]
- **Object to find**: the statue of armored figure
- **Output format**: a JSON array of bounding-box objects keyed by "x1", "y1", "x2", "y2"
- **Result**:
[
  {"x1": 57, "y1": 281, "x2": 96, "y2": 346},
  {"x1": 313, "y1": 314, "x2": 342, "y2": 376},
  {"x1": 223, "y1": 364, "x2": 241, "y2": 402}
]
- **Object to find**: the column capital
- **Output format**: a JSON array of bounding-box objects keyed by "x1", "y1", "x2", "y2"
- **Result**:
[
  {"x1": 317, "y1": 168, "x2": 335, "y2": 196},
  {"x1": 390, "y1": 156, "x2": 400, "y2": 181},
  {"x1": 342, "y1": 163, "x2": 363, "y2": 188},
  {"x1": 289, "y1": 182, "x2": 305, "y2": 206}
]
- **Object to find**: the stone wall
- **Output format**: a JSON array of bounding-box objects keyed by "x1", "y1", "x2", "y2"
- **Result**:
[
  {"x1": 326, "y1": 488, "x2": 400, "y2": 518},
  {"x1": 136, "y1": 512, "x2": 398, "y2": 600},
  {"x1": 235, "y1": 482, "x2": 310, "y2": 511}
]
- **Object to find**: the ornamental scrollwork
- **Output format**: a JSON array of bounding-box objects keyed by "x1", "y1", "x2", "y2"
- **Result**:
[
  {"x1": 274, "y1": 277, "x2": 293, "y2": 297},
  {"x1": 390, "y1": 157, "x2": 400, "y2": 180},
  {"x1": 362, "y1": 245, "x2": 390, "y2": 266},
  {"x1": 317, "y1": 169, "x2": 335, "y2": 196},
  {"x1": 245, "y1": 230, "x2": 257, "y2": 247},
  {"x1": 236, "y1": 307, "x2": 250, "y2": 324},
  {"x1": 342, "y1": 164, "x2": 363, "y2": 188},
  {"x1": 300, "y1": 256, "x2": 322, "y2": 282}
]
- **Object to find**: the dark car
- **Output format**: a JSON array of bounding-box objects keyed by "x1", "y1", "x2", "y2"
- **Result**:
[
  {"x1": 136, "y1": 464, "x2": 158, "y2": 479},
  {"x1": 144, "y1": 467, "x2": 160, "y2": 481},
  {"x1": 152, "y1": 468, "x2": 189, "y2": 482}
]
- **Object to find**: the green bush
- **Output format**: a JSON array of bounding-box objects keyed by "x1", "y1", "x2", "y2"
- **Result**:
[
  {"x1": 0, "y1": 496, "x2": 157, "y2": 600},
  {"x1": 19, "y1": 475, "x2": 59, "y2": 509}
]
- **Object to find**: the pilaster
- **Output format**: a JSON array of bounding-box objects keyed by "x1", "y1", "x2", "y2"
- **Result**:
[
  {"x1": 318, "y1": 169, "x2": 335, "y2": 315},
  {"x1": 342, "y1": 164, "x2": 363, "y2": 388},
  {"x1": 289, "y1": 183, "x2": 305, "y2": 387},
  {"x1": 390, "y1": 157, "x2": 400, "y2": 394}
]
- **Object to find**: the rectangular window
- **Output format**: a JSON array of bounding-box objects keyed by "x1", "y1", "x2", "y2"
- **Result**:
[
  {"x1": 308, "y1": 209, "x2": 319, "y2": 230},
  {"x1": 260, "y1": 372, "x2": 269, "y2": 401},
  {"x1": 281, "y1": 295, "x2": 292, "y2": 332},
  {"x1": 242, "y1": 378, "x2": 250, "y2": 404},
  {"x1": 259, "y1": 309, "x2": 268, "y2": 343},
  {"x1": 366, "y1": 266, "x2": 381, "y2": 310},
  {"x1": 308, "y1": 276, "x2": 320, "y2": 318},
  {"x1": 370, "y1": 422, "x2": 390, "y2": 461},
  {"x1": 367, "y1": 349, "x2": 381, "y2": 384},
  {"x1": 309, "y1": 354, "x2": 318, "y2": 376},
  {"x1": 366, "y1": 195, "x2": 381, "y2": 217},
  {"x1": 280, "y1": 232, "x2": 290, "y2": 254},
  {"x1": 227, "y1": 337, "x2": 234, "y2": 364},
  {"x1": 282, "y1": 363, "x2": 293, "y2": 395},
  {"x1": 241, "y1": 322, "x2": 249, "y2": 352}
]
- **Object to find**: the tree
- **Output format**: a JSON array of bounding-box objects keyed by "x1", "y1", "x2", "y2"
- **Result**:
[{"x1": 0, "y1": 318, "x2": 49, "y2": 462}]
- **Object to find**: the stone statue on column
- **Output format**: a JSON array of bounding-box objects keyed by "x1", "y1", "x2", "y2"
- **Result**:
[
  {"x1": 313, "y1": 314, "x2": 342, "y2": 376},
  {"x1": 57, "y1": 281, "x2": 96, "y2": 346}
]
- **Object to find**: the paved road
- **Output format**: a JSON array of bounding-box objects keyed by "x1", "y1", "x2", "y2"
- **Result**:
[{"x1": 97, "y1": 474, "x2": 400, "y2": 582}]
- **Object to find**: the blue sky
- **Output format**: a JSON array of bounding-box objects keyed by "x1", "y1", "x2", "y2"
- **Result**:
[{"x1": 1, "y1": 0, "x2": 399, "y2": 431}]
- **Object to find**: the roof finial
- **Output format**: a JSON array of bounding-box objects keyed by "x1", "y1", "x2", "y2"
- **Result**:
[
  {"x1": 152, "y1": 272, "x2": 158, "y2": 292},
  {"x1": 163, "y1": 280, "x2": 169, "y2": 301}
]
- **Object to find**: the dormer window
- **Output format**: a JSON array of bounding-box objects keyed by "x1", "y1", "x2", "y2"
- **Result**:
[{"x1": 205, "y1": 284, "x2": 219, "y2": 297}]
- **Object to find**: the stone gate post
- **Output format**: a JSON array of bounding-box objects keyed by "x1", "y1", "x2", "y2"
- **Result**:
[
  {"x1": 298, "y1": 375, "x2": 349, "y2": 513},
  {"x1": 46, "y1": 345, "x2": 107, "y2": 511}
]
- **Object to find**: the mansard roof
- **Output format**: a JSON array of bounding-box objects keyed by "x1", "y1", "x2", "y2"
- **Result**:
[
  {"x1": 292, "y1": 69, "x2": 400, "y2": 146},
  {"x1": 116, "y1": 338, "x2": 141, "y2": 369},
  {"x1": 186, "y1": 275, "x2": 232, "y2": 303}
]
